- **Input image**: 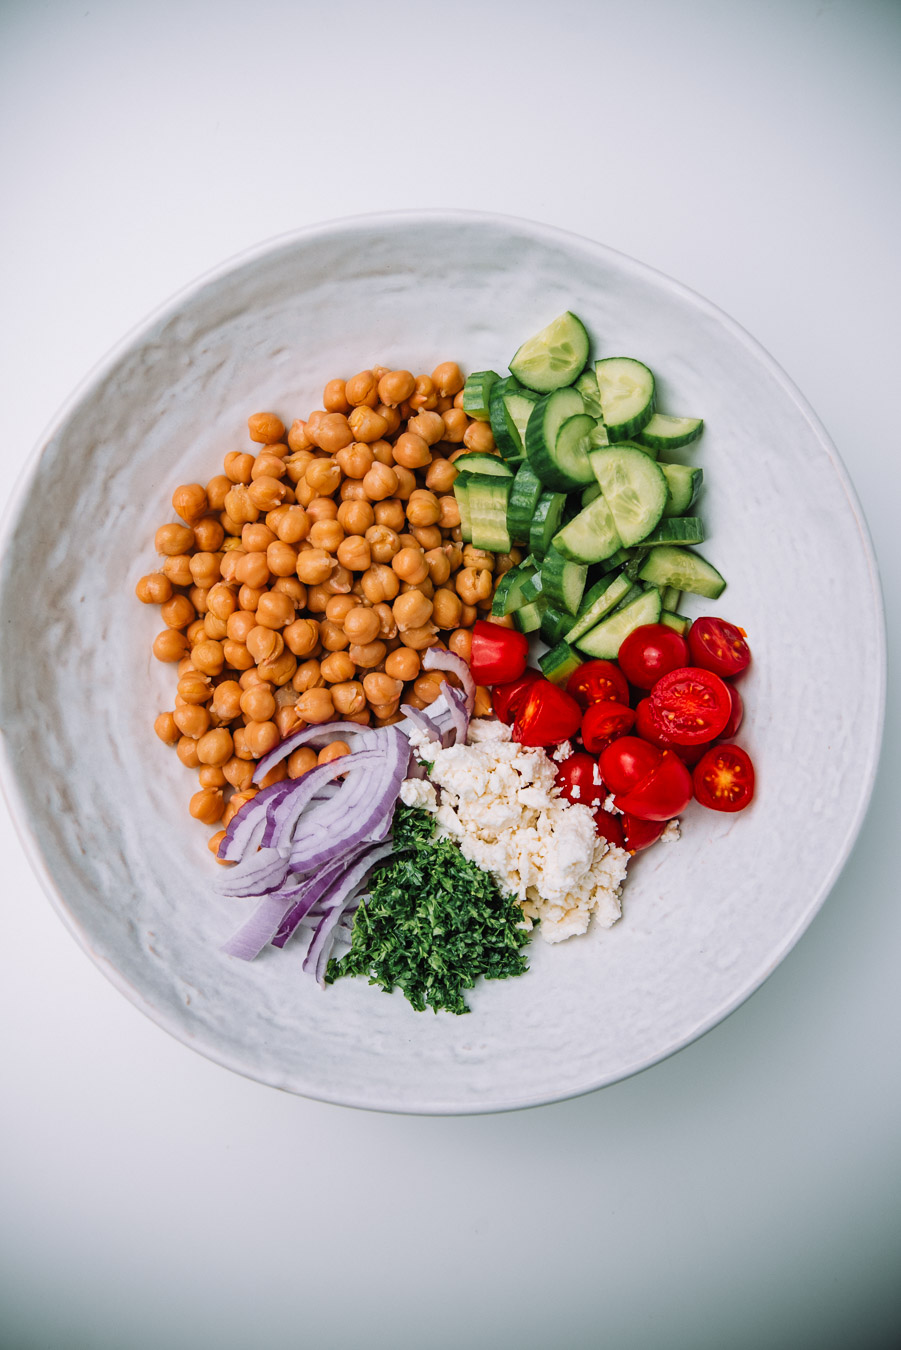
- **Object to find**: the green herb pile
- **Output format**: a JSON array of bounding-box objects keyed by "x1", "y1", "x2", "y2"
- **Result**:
[{"x1": 325, "y1": 804, "x2": 530, "y2": 1014}]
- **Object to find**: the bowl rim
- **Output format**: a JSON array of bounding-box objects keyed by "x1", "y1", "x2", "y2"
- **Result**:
[{"x1": 0, "y1": 208, "x2": 888, "y2": 1113}]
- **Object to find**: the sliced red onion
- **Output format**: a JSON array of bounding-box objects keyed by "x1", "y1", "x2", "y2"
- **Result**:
[
  {"x1": 217, "y1": 779, "x2": 294, "y2": 862},
  {"x1": 264, "y1": 747, "x2": 386, "y2": 855},
  {"x1": 423, "y1": 645, "x2": 474, "y2": 714},
  {"x1": 397, "y1": 704, "x2": 442, "y2": 743},
  {"x1": 252, "y1": 720, "x2": 371, "y2": 784},
  {"x1": 303, "y1": 842, "x2": 395, "y2": 985},
  {"x1": 443, "y1": 683, "x2": 470, "y2": 744},
  {"x1": 270, "y1": 841, "x2": 376, "y2": 948},
  {"x1": 221, "y1": 892, "x2": 300, "y2": 961}
]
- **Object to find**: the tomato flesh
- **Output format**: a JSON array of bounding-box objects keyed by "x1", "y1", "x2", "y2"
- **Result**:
[
  {"x1": 593, "y1": 809, "x2": 625, "y2": 849},
  {"x1": 719, "y1": 682, "x2": 744, "y2": 740},
  {"x1": 687, "y1": 616, "x2": 751, "y2": 679},
  {"x1": 615, "y1": 750, "x2": 693, "y2": 821},
  {"x1": 469, "y1": 620, "x2": 529, "y2": 686},
  {"x1": 566, "y1": 659, "x2": 630, "y2": 709},
  {"x1": 693, "y1": 744, "x2": 755, "y2": 812},
  {"x1": 634, "y1": 697, "x2": 708, "y2": 766},
  {"x1": 598, "y1": 736, "x2": 662, "y2": 795},
  {"x1": 647, "y1": 666, "x2": 733, "y2": 746},
  {"x1": 621, "y1": 814, "x2": 667, "y2": 852},
  {"x1": 492, "y1": 667, "x2": 542, "y2": 725},
  {"x1": 581, "y1": 700, "x2": 635, "y2": 753},
  {"x1": 555, "y1": 752, "x2": 606, "y2": 808},
  {"x1": 617, "y1": 623, "x2": 690, "y2": 691},
  {"x1": 514, "y1": 679, "x2": 582, "y2": 748}
]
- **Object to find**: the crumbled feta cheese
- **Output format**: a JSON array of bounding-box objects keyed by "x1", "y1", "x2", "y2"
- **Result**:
[
  {"x1": 552, "y1": 740, "x2": 573, "y2": 762},
  {"x1": 660, "y1": 818, "x2": 681, "y2": 843},
  {"x1": 399, "y1": 778, "x2": 438, "y2": 812},
  {"x1": 603, "y1": 793, "x2": 621, "y2": 815},
  {"x1": 570, "y1": 784, "x2": 581, "y2": 799}
]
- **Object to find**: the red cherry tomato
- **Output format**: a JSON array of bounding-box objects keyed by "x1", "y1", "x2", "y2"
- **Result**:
[
  {"x1": 598, "y1": 736, "x2": 662, "y2": 795},
  {"x1": 621, "y1": 814, "x2": 667, "y2": 852},
  {"x1": 687, "y1": 616, "x2": 751, "y2": 679},
  {"x1": 491, "y1": 667, "x2": 542, "y2": 725},
  {"x1": 581, "y1": 700, "x2": 636, "y2": 753},
  {"x1": 514, "y1": 679, "x2": 582, "y2": 748},
  {"x1": 616, "y1": 623, "x2": 690, "y2": 691},
  {"x1": 566, "y1": 659, "x2": 630, "y2": 709},
  {"x1": 693, "y1": 744, "x2": 755, "y2": 812},
  {"x1": 634, "y1": 698, "x2": 708, "y2": 766},
  {"x1": 615, "y1": 749, "x2": 693, "y2": 821},
  {"x1": 593, "y1": 808, "x2": 625, "y2": 849},
  {"x1": 555, "y1": 752, "x2": 606, "y2": 808},
  {"x1": 719, "y1": 682, "x2": 744, "y2": 740},
  {"x1": 469, "y1": 620, "x2": 529, "y2": 686},
  {"x1": 647, "y1": 666, "x2": 733, "y2": 746}
]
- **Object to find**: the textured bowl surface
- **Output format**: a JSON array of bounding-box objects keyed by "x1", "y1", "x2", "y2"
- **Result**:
[{"x1": 0, "y1": 212, "x2": 885, "y2": 1113}]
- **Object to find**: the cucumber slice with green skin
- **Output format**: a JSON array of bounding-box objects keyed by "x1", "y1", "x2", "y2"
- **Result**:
[
  {"x1": 636, "y1": 413, "x2": 704, "y2": 451},
  {"x1": 552, "y1": 493, "x2": 623, "y2": 564},
  {"x1": 513, "y1": 599, "x2": 545, "y2": 634},
  {"x1": 491, "y1": 561, "x2": 537, "y2": 617},
  {"x1": 581, "y1": 482, "x2": 602, "y2": 508},
  {"x1": 595, "y1": 358, "x2": 656, "y2": 441},
  {"x1": 563, "y1": 571, "x2": 633, "y2": 645},
  {"x1": 452, "y1": 452, "x2": 514, "y2": 478},
  {"x1": 574, "y1": 589, "x2": 663, "y2": 659},
  {"x1": 540, "y1": 603, "x2": 573, "y2": 646},
  {"x1": 588, "y1": 419, "x2": 610, "y2": 449},
  {"x1": 519, "y1": 571, "x2": 544, "y2": 605},
  {"x1": 505, "y1": 385, "x2": 540, "y2": 447},
  {"x1": 509, "y1": 312, "x2": 590, "y2": 393},
  {"x1": 529, "y1": 491, "x2": 568, "y2": 558},
  {"x1": 524, "y1": 388, "x2": 595, "y2": 491},
  {"x1": 609, "y1": 581, "x2": 644, "y2": 614},
  {"x1": 633, "y1": 516, "x2": 705, "y2": 548},
  {"x1": 660, "y1": 610, "x2": 692, "y2": 636},
  {"x1": 489, "y1": 376, "x2": 526, "y2": 459},
  {"x1": 637, "y1": 545, "x2": 726, "y2": 599},
  {"x1": 540, "y1": 547, "x2": 588, "y2": 614},
  {"x1": 574, "y1": 367, "x2": 603, "y2": 417},
  {"x1": 454, "y1": 476, "x2": 472, "y2": 543},
  {"x1": 660, "y1": 463, "x2": 703, "y2": 517},
  {"x1": 615, "y1": 437, "x2": 659, "y2": 462},
  {"x1": 589, "y1": 445, "x2": 668, "y2": 547},
  {"x1": 539, "y1": 641, "x2": 583, "y2": 686},
  {"x1": 466, "y1": 474, "x2": 512, "y2": 553},
  {"x1": 461, "y1": 370, "x2": 498, "y2": 422},
  {"x1": 661, "y1": 585, "x2": 682, "y2": 610},
  {"x1": 506, "y1": 461, "x2": 545, "y2": 545}
]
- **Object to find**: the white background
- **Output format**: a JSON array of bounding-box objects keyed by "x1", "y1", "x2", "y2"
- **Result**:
[{"x1": 1, "y1": 2, "x2": 899, "y2": 1348}]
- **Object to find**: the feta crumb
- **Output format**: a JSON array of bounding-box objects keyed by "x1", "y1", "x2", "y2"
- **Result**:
[
  {"x1": 552, "y1": 740, "x2": 573, "y2": 762},
  {"x1": 660, "y1": 819, "x2": 681, "y2": 843},
  {"x1": 592, "y1": 762, "x2": 603, "y2": 786},
  {"x1": 399, "y1": 778, "x2": 438, "y2": 812},
  {"x1": 603, "y1": 793, "x2": 622, "y2": 815},
  {"x1": 570, "y1": 784, "x2": 581, "y2": 799}
]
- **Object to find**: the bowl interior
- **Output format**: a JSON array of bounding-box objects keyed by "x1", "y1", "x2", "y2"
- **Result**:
[{"x1": 0, "y1": 213, "x2": 884, "y2": 1112}]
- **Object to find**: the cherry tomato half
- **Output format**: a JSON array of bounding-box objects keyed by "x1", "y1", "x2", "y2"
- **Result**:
[
  {"x1": 615, "y1": 749, "x2": 693, "y2": 821},
  {"x1": 556, "y1": 752, "x2": 606, "y2": 808},
  {"x1": 593, "y1": 808, "x2": 625, "y2": 849},
  {"x1": 514, "y1": 679, "x2": 582, "y2": 748},
  {"x1": 492, "y1": 667, "x2": 542, "y2": 725},
  {"x1": 621, "y1": 814, "x2": 667, "y2": 852},
  {"x1": 647, "y1": 666, "x2": 733, "y2": 746},
  {"x1": 598, "y1": 736, "x2": 662, "y2": 795},
  {"x1": 581, "y1": 700, "x2": 636, "y2": 753},
  {"x1": 687, "y1": 616, "x2": 751, "y2": 679},
  {"x1": 469, "y1": 620, "x2": 529, "y2": 686},
  {"x1": 720, "y1": 682, "x2": 744, "y2": 740},
  {"x1": 566, "y1": 659, "x2": 630, "y2": 709},
  {"x1": 692, "y1": 744, "x2": 755, "y2": 812},
  {"x1": 617, "y1": 623, "x2": 690, "y2": 691},
  {"x1": 634, "y1": 697, "x2": 708, "y2": 766}
]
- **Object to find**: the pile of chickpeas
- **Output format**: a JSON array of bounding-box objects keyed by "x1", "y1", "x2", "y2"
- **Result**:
[{"x1": 135, "y1": 361, "x2": 520, "y2": 861}]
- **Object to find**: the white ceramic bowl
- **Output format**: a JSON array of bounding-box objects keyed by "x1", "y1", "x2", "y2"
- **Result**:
[{"x1": 0, "y1": 211, "x2": 886, "y2": 1113}]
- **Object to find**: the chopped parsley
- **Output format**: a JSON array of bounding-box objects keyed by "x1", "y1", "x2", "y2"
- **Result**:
[{"x1": 325, "y1": 804, "x2": 530, "y2": 1015}]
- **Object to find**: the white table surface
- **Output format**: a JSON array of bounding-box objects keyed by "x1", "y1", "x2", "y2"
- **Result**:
[{"x1": 1, "y1": 2, "x2": 899, "y2": 1347}]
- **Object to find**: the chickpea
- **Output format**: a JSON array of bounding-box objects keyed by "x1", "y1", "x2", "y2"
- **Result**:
[
  {"x1": 437, "y1": 495, "x2": 461, "y2": 529},
  {"x1": 421, "y1": 548, "x2": 450, "y2": 586},
  {"x1": 188, "y1": 788, "x2": 224, "y2": 825},
  {"x1": 274, "y1": 505, "x2": 310, "y2": 544},
  {"x1": 383, "y1": 647, "x2": 419, "y2": 682},
  {"x1": 455, "y1": 566, "x2": 492, "y2": 606},
  {"x1": 338, "y1": 480, "x2": 368, "y2": 503},
  {"x1": 223, "y1": 451, "x2": 254, "y2": 484},
  {"x1": 225, "y1": 485, "x2": 260, "y2": 526},
  {"x1": 333, "y1": 503, "x2": 372, "y2": 541},
  {"x1": 251, "y1": 453, "x2": 287, "y2": 482},
  {"x1": 463, "y1": 420, "x2": 497, "y2": 453},
  {"x1": 202, "y1": 613, "x2": 227, "y2": 643},
  {"x1": 219, "y1": 508, "x2": 247, "y2": 536},
  {"x1": 306, "y1": 496, "x2": 339, "y2": 523},
  {"x1": 239, "y1": 720, "x2": 277, "y2": 759},
  {"x1": 187, "y1": 552, "x2": 220, "y2": 590},
  {"x1": 431, "y1": 361, "x2": 464, "y2": 397},
  {"x1": 304, "y1": 458, "x2": 342, "y2": 496},
  {"x1": 357, "y1": 671, "x2": 399, "y2": 706},
  {"x1": 204, "y1": 581, "x2": 236, "y2": 622},
  {"x1": 245, "y1": 625, "x2": 283, "y2": 665},
  {"x1": 363, "y1": 525, "x2": 398, "y2": 565},
  {"x1": 422, "y1": 457, "x2": 455, "y2": 493},
  {"x1": 304, "y1": 583, "x2": 331, "y2": 613},
  {"x1": 335, "y1": 441, "x2": 374, "y2": 480},
  {"x1": 377, "y1": 370, "x2": 415, "y2": 406},
  {"x1": 222, "y1": 756, "x2": 254, "y2": 790},
  {"x1": 222, "y1": 640, "x2": 254, "y2": 670},
  {"x1": 257, "y1": 648, "x2": 297, "y2": 688},
  {"x1": 191, "y1": 639, "x2": 225, "y2": 677},
  {"x1": 372, "y1": 601, "x2": 397, "y2": 639},
  {"x1": 253, "y1": 591, "x2": 294, "y2": 631},
  {"x1": 392, "y1": 590, "x2": 433, "y2": 631},
  {"x1": 278, "y1": 617, "x2": 317, "y2": 657},
  {"x1": 226, "y1": 609, "x2": 256, "y2": 643},
  {"x1": 247, "y1": 475, "x2": 287, "y2": 512},
  {"x1": 158, "y1": 594, "x2": 193, "y2": 631},
  {"x1": 462, "y1": 545, "x2": 496, "y2": 571},
  {"x1": 343, "y1": 605, "x2": 381, "y2": 645},
  {"x1": 247, "y1": 412, "x2": 285, "y2": 444},
  {"x1": 242, "y1": 522, "x2": 276, "y2": 553},
  {"x1": 135, "y1": 572, "x2": 173, "y2": 605},
  {"x1": 239, "y1": 683, "x2": 277, "y2": 722},
  {"x1": 311, "y1": 412, "x2": 353, "y2": 454},
  {"x1": 413, "y1": 671, "x2": 446, "y2": 705},
  {"x1": 292, "y1": 658, "x2": 324, "y2": 694},
  {"x1": 447, "y1": 628, "x2": 472, "y2": 661},
  {"x1": 347, "y1": 640, "x2": 387, "y2": 669},
  {"x1": 309, "y1": 518, "x2": 345, "y2": 554},
  {"x1": 405, "y1": 490, "x2": 441, "y2": 528},
  {"x1": 345, "y1": 370, "x2": 379, "y2": 407},
  {"x1": 334, "y1": 535, "x2": 370, "y2": 572},
  {"x1": 169, "y1": 483, "x2": 206, "y2": 524},
  {"x1": 187, "y1": 585, "x2": 210, "y2": 617},
  {"x1": 409, "y1": 375, "x2": 438, "y2": 411},
  {"x1": 440, "y1": 407, "x2": 468, "y2": 442},
  {"x1": 155, "y1": 523, "x2": 195, "y2": 557},
  {"x1": 177, "y1": 668, "x2": 213, "y2": 702},
  {"x1": 369, "y1": 439, "x2": 395, "y2": 466},
  {"x1": 398, "y1": 624, "x2": 438, "y2": 651},
  {"x1": 318, "y1": 740, "x2": 351, "y2": 767},
  {"x1": 262, "y1": 541, "x2": 296, "y2": 579},
  {"x1": 196, "y1": 727, "x2": 234, "y2": 766},
  {"x1": 194, "y1": 520, "x2": 226, "y2": 557},
  {"x1": 204, "y1": 475, "x2": 230, "y2": 511},
  {"x1": 176, "y1": 735, "x2": 201, "y2": 768},
  {"x1": 153, "y1": 711, "x2": 180, "y2": 745},
  {"x1": 199, "y1": 766, "x2": 228, "y2": 791},
  {"x1": 325, "y1": 563, "x2": 353, "y2": 594},
  {"x1": 287, "y1": 420, "x2": 314, "y2": 453},
  {"x1": 272, "y1": 704, "x2": 302, "y2": 739},
  {"x1": 407, "y1": 410, "x2": 445, "y2": 445},
  {"x1": 360, "y1": 563, "x2": 400, "y2": 604},
  {"x1": 432, "y1": 587, "x2": 463, "y2": 630},
  {"x1": 317, "y1": 619, "x2": 348, "y2": 652},
  {"x1": 321, "y1": 378, "x2": 349, "y2": 413},
  {"x1": 329, "y1": 681, "x2": 364, "y2": 716},
  {"x1": 321, "y1": 595, "x2": 353, "y2": 625},
  {"x1": 287, "y1": 747, "x2": 319, "y2": 779},
  {"x1": 391, "y1": 466, "x2": 417, "y2": 501},
  {"x1": 486, "y1": 612, "x2": 515, "y2": 629},
  {"x1": 296, "y1": 548, "x2": 334, "y2": 586},
  {"x1": 221, "y1": 787, "x2": 259, "y2": 827},
  {"x1": 296, "y1": 687, "x2": 335, "y2": 724},
  {"x1": 370, "y1": 499, "x2": 402, "y2": 532},
  {"x1": 392, "y1": 547, "x2": 429, "y2": 586},
  {"x1": 210, "y1": 681, "x2": 241, "y2": 723},
  {"x1": 160, "y1": 556, "x2": 191, "y2": 590},
  {"x1": 237, "y1": 584, "x2": 263, "y2": 612},
  {"x1": 392, "y1": 431, "x2": 431, "y2": 470},
  {"x1": 397, "y1": 533, "x2": 419, "y2": 553},
  {"x1": 174, "y1": 703, "x2": 211, "y2": 738},
  {"x1": 319, "y1": 650, "x2": 355, "y2": 683},
  {"x1": 361, "y1": 462, "x2": 398, "y2": 501}
]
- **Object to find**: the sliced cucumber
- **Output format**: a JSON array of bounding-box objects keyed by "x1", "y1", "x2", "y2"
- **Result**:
[
  {"x1": 661, "y1": 585, "x2": 682, "y2": 611},
  {"x1": 589, "y1": 445, "x2": 667, "y2": 547},
  {"x1": 615, "y1": 437, "x2": 659, "y2": 462},
  {"x1": 563, "y1": 571, "x2": 633, "y2": 645},
  {"x1": 610, "y1": 581, "x2": 645, "y2": 613},
  {"x1": 637, "y1": 545, "x2": 726, "y2": 599},
  {"x1": 540, "y1": 603, "x2": 573, "y2": 646},
  {"x1": 581, "y1": 482, "x2": 602, "y2": 508},
  {"x1": 633, "y1": 516, "x2": 705, "y2": 548},
  {"x1": 540, "y1": 548, "x2": 588, "y2": 615},
  {"x1": 506, "y1": 461, "x2": 544, "y2": 545},
  {"x1": 454, "y1": 476, "x2": 472, "y2": 544},
  {"x1": 509, "y1": 312, "x2": 590, "y2": 393},
  {"x1": 552, "y1": 493, "x2": 622, "y2": 564},
  {"x1": 519, "y1": 570, "x2": 544, "y2": 606},
  {"x1": 539, "y1": 641, "x2": 582, "y2": 686},
  {"x1": 513, "y1": 600, "x2": 545, "y2": 634},
  {"x1": 574, "y1": 367, "x2": 603, "y2": 417},
  {"x1": 452, "y1": 451, "x2": 514, "y2": 478},
  {"x1": 594, "y1": 357, "x2": 656, "y2": 441},
  {"x1": 660, "y1": 463, "x2": 703, "y2": 518},
  {"x1": 575, "y1": 589, "x2": 663, "y2": 659},
  {"x1": 461, "y1": 370, "x2": 498, "y2": 422},
  {"x1": 505, "y1": 386, "x2": 540, "y2": 446},
  {"x1": 524, "y1": 388, "x2": 595, "y2": 491},
  {"x1": 637, "y1": 413, "x2": 703, "y2": 451},
  {"x1": 467, "y1": 475, "x2": 512, "y2": 553},
  {"x1": 660, "y1": 610, "x2": 692, "y2": 636},
  {"x1": 588, "y1": 419, "x2": 610, "y2": 449},
  {"x1": 529, "y1": 491, "x2": 568, "y2": 559},
  {"x1": 491, "y1": 561, "x2": 537, "y2": 617}
]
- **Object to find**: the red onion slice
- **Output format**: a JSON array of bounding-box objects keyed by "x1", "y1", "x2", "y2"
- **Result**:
[
  {"x1": 422, "y1": 646, "x2": 474, "y2": 714},
  {"x1": 221, "y1": 892, "x2": 300, "y2": 961},
  {"x1": 397, "y1": 704, "x2": 442, "y2": 743},
  {"x1": 443, "y1": 684, "x2": 470, "y2": 744},
  {"x1": 303, "y1": 842, "x2": 395, "y2": 985},
  {"x1": 252, "y1": 721, "x2": 372, "y2": 784}
]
